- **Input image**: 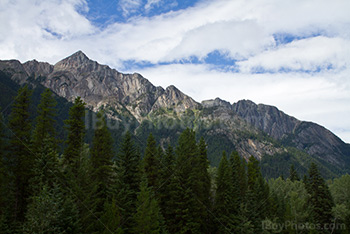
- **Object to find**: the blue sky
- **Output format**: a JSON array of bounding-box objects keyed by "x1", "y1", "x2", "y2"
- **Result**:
[{"x1": 0, "y1": 0, "x2": 350, "y2": 142}]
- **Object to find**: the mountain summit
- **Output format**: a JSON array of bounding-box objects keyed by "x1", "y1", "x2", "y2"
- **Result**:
[{"x1": 0, "y1": 51, "x2": 349, "y2": 177}]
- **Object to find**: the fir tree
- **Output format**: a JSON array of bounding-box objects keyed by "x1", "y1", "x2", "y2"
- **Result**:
[
  {"x1": 305, "y1": 163, "x2": 334, "y2": 232},
  {"x1": 29, "y1": 137, "x2": 60, "y2": 195},
  {"x1": 0, "y1": 109, "x2": 8, "y2": 231},
  {"x1": 63, "y1": 96, "x2": 86, "y2": 176},
  {"x1": 30, "y1": 89, "x2": 59, "y2": 194},
  {"x1": 98, "y1": 199, "x2": 124, "y2": 234},
  {"x1": 90, "y1": 111, "x2": 114, "y2": 200},
  {"x1": 158, "y1": 145, "x2": 178, "y2": 233},
  {"x1": 23, "y1": 182, "x2": 80, "y2": 234},
  {"x1": 115, "y1": 131, "x2": 141, "y2": 233},
  {"x1": 7, "y1": 85, "x2": 33, "y2": 222},
  {"x1": 172, "y1": 128, "x2": 202, "y2": 233},
  {"x1": 144, "y1": 133, "x2": 160, "y2": 191},
  {"x1": 87, "y1": 111, "x2": 115, "y2": 232},
  {"x1": 133, "y1": 176, "x2": 164, "y2": 234},
  {"x1": 229, "y1": 151, "x2": 245, "y2": 206},
  {"x1": 32, "y1": 89, "x2": 57, "y2": 151},
  {"x1": 214, "y1": 152, "x2": 235, "y2": 233},
  {"x1": 246, "y1": 156, "x2": 270, "y2": 233},
  {"x1": 195, "y1": 137, "x2": 211, "y2": 233},
  {"x1": 289, "y1": 164, "x2": 299, "y2": 182}
]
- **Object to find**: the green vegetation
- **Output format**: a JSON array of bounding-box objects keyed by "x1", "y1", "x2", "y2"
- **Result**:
[{"x1": 0, "y1": 86, "x2": 349, "y2": 233}]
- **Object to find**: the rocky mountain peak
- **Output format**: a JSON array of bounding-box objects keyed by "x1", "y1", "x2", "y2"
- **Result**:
[
  {"x1": 151, "y1": 85, "x2": 200, "y2": 112},
  {"x1": 232, "y1": 99, "x2": 299, "y2": 139},
  {"x1": 23, "y1": 59, "x2": 53, "y2": 78},
  {"x1": 201, "y1": 97, "x2": 232, "y2": 110},
  {"x1": 54, "y1": 50, "x2": 93, "y2": 72}
]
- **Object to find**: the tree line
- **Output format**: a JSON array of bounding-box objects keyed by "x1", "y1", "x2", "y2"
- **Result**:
[{"x1": 0, "y1": 86, "x2": 349, "y2": 233}]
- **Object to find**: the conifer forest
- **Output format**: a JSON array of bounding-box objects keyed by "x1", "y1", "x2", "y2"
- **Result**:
[{"x1": 0, "y1": 86, "x2": 349, "y2": 234}]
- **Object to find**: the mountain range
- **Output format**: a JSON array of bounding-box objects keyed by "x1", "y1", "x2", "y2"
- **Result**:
[{"x1": 0, "y1": 51, "x2": 349, "y2": 178}]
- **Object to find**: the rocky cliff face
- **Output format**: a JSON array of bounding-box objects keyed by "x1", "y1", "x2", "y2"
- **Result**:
[
  {"x1": 0, "y1": 51, "x2": 349, "y2": 173},
  {"x1": 231, "y1": 99, "x2": 349, "y2": 167}
]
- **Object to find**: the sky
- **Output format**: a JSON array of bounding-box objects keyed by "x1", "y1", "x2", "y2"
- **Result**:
[{"x1": 1, "y1": 0, "x2": 350, "y2": 143}]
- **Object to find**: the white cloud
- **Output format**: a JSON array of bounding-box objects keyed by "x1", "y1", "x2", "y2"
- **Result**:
[
  {"x1": 145, "y1": 0, "x2": 162, "y2": 11},
  {"x1": 237, "y1": 36, "x2": 350, "y2": 73},
  {"x1": 119, "y1": 0, "x2": 143, "y2": 16},
  {"x1": 0, "y1": 0, "x2": 350, "y2": 142},
  {"x1": 138, "y1": 64, "x2": 350, "y2": 142}
]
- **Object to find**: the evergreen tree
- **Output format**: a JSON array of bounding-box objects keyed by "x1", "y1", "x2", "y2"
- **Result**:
[
  {"x1": 229, "y1": 151, "x2": 245, "y2": 206},
  {"x1": 195, "y1": 137, "x2": 211, "y2": 233},
  {"x1": 246, "y1": 156, "x2": 270, "y2": 233},
  {"x1": 86, "y1": 111, "x2": 115, "y2": 232},
  {"x1": 115, "y1": 131, "x2": 141, "y2": 233},
  {"x1": 214, "y1": 152, "x2": 235, "y2": 233},
  {"x1": 7, "y1": 85, "x2": 33, "y2": 223},
  {"x1": 247, "y1": 155, "x2": 259, "y2": 188},
  {"x1": 0, "y1": 109, "x2": 4, "y2": 208},
  {"x1": 63, "y1": 96, "x2": 86, "y2": 176},
  {"x1": 158, "y1": 145, "x2": 178, "y2": 233},
  {"x1": 0, "y1": 109, "x2": 9, "y2": 232},
  {"x1": 289, "y1": 164, "x2": 299, "y2": 181},
  {"x1": 172, "y1": 128, "x2": 203, "y2": 233},
  {"x1": 32, "y1": 89, "x2": 57, "y2": 151},
  {"x1": 98, "y1": 199, "x2": 124, "y2": 234},
  {"x1": 144, "y1": 133, "x2": 160, "y2": 191},
  {"x1": 90, "y1": 111, "x2": 114, "y2": 200},
  {"x1": 29, "y1": 137, "x2": 60, "y2": 195},
  {"x1": 133, "y1": 176, "x2": 164, "y2": 234},
  {"x1": 305, "y1": 163, "x2": 334, "y2": 232},
  {"x1": 22, "y1": 182, "x2": 80, "y2": 234},
  {"x1": 30, "y1": 89, "x2": 59, "y2": 194}
]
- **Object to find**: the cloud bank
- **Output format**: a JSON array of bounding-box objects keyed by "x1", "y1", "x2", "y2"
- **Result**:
[{"x1": 0, "y1": 0, "x2": 350, "y2": 142}]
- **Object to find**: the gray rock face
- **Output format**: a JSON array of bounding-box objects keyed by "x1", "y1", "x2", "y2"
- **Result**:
[
  {"x1": 201, "y1": 97, "x2": 232, "y2": 110},
  {"x1": 232, "y1": 100, "x2": 299, "y2": 139},
  {"x1": 0, "y1": 51, "x2": 348, "y2": 170},
  {"x1": 0, "y1": 60, "x2": 28, "y2": 84},
  {"x1": 23, "y1": 60, "x2": 53, "y2": 78},
  {"x1": 152, "y1": 85, "x2": 200, "y2": 113},
  {"x1": 0, "y1": 51, "x2": 197, "y2": 121},
  {"x1": 231, "y1": 100, "x2": 349, "y2": 167}
]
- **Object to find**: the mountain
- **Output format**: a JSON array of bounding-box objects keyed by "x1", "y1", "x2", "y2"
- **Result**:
[{"x1": 0, "y1": 51, "x2": 349, "y2": 178}]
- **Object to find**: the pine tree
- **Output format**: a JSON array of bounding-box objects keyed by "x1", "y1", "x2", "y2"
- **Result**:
[
  {"x1": 133, "y1": 176, "x2": 164, "y2": 234},
  {"x1": 289, "y1": 164, "x2": 299, "y2": 181},
  {"x1": 144, "y1": 133, "x2": 160, "y2": 191},
  {"x1": 7, "y1": 85, "x2": 33, "y2": 223},
  {"x1": 195, "y1": 137, "x2": 211, "y2": 233},
  {"x1": 23, "y1": 182, "x2": 80, "y2": 234},
  {"x1": 305, "y1": 163, "x2": 334, "y2": 232},
  {"x1": 0, "y1": 109, "x2": 8, "y2": 231},
  {"x1": 158, "y1": 145, "x2": 178, "y2": 233},
  {"x1": 98, "y1": 199, "x2": 124, "y2": 234},
  {"x1": 246, "y1": 156, "x2": 270, "y2": 233},
  {"x1": 29, "y1": 137, "x2": 60, "y2": 195},
  {"x1": 172, "y1": 128, "x2": 202, "y2": 233},
  {"x1": 86, "y1": 111, "x2": 115, "y2": 232},
  {"x1": 115, "y1": 131, "x2": 141, "y2": 233},
  {"x1": 229, "y1": 151, "x2": 245, "y2": 206},
  {"x1": 32, "y1": 89, "x2": 57, "y2": 151},
  {"x1": 0, "y1": 109, "x2": 4, "y2": 206},
  {"x1": 63, "y1": 96, "x2": 86, "y2": 176},
  {"x1": 30, "y1": 89, "x2": 59, "y2": 194},
  {"x1": 214, "y1": 152, "x2": 235, "y2": 233},
  {"x1": 247, "y1": 155, "x2": 259, "y2": 188},
  {"x1": 90, "y1": 111, "x2": 114, "y2": 200}
]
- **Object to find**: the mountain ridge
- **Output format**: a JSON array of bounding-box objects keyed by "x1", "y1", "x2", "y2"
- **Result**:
[{"x1": 0, "y1": 51, "x2": 349, "y2": 177}]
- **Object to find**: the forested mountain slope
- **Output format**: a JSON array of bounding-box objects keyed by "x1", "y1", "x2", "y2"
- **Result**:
[{"x1": 0, "y1": 51, "x2": 349, "y2": 178}]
